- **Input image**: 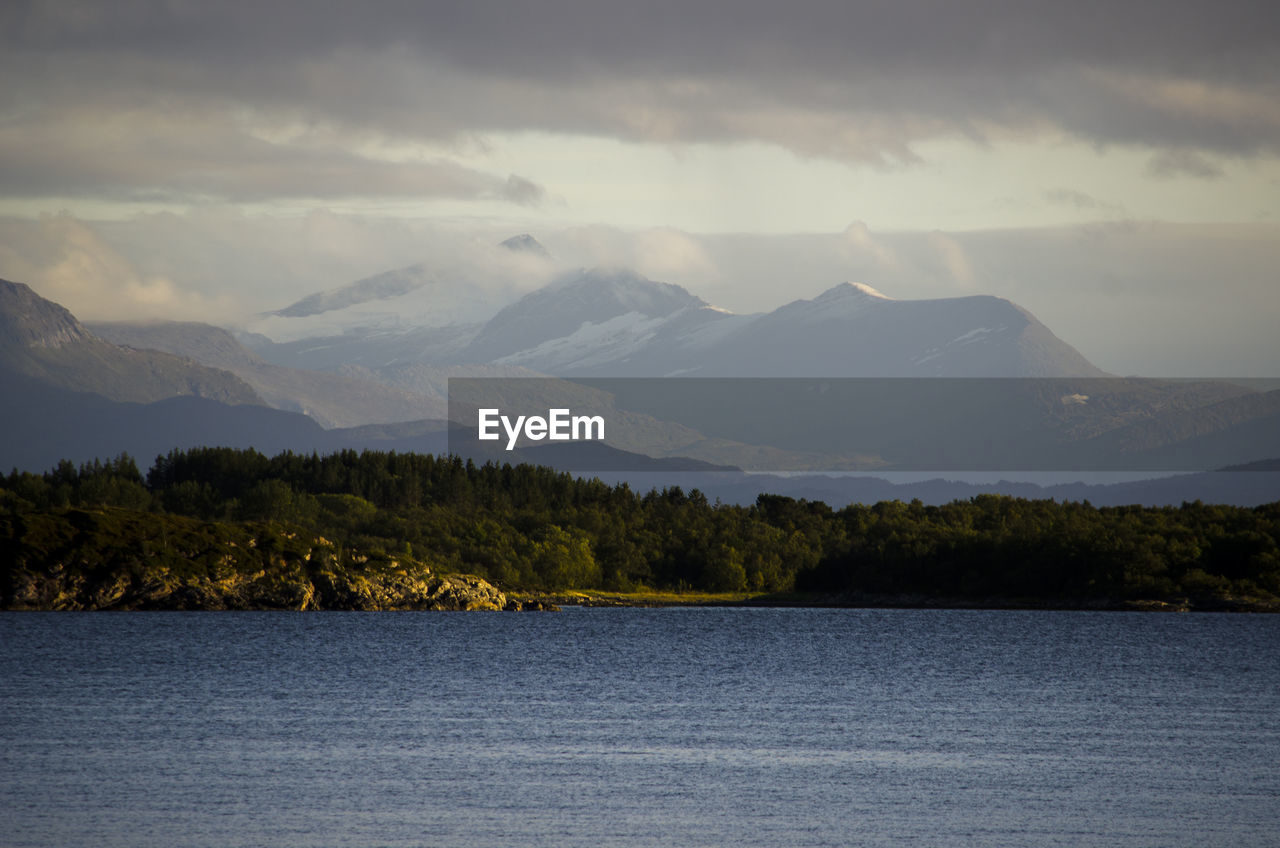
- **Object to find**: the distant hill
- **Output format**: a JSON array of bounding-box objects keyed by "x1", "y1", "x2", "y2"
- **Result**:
[
  {"x1": 0, "y1": 368, "x2": 456, "y2": 473},
  {"x1": 0, "y1": 280, "x2": 461, "y2": 468},
  {"x1": 89, "y1": 320, "x2": 446, "y2": 428},
  {"x1": 621, "y1": 468, "x2": 1280, "y2": 509}
]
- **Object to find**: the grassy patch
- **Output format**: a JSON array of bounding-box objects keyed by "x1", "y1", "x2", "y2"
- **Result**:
[{"x1": 522, "y1": 588, "x2": 764, "y2": 607}]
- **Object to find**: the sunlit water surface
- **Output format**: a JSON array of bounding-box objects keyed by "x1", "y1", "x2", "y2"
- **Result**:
[{"x1": 2, "y1": 609, "x2": 1278, "y2": 847}]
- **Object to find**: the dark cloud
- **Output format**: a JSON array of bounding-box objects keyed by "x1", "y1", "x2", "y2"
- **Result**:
[
  {"x1": 496, "y1": 175, "x2": 546, "y2": 206},
  {"x1": 0, "y1": 103, "x2": 544, "y2": 202},
  {"x1": 2, "y1": 0, "x2": 1278, "y2": 200},
  {"x1": 10, "y1": 1, "x2": 1277, "y2": 80},
  {"x1": 1146, "y1": 149, "x2": 1227, "y2": 179},
  {"x1": 1044, "y1": 189, "x2": 1126, "y2": 214},
  {"x1": 1045, "y1": 189, "x2": 1103, "y2": 209}
]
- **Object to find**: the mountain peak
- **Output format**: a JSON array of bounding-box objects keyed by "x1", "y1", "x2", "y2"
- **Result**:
[
  {"x1": 549, "y1": 267, "x2": 707, "y2": 313},
  {"x1": 462, "y1": 267, "x2": 706, "y2": 363},
  {"x1": 776, "y1": 280, "x2": 895, "y2": 322},
  {"x1": 817, "y1": 281, "x2": 894, "y2": 302},
  {"x1": 0, "y1": 279, "x2": 93, "y2": 349},
  {"x1": 500, "y1": 233, "x2": 550, "y2": 258}
]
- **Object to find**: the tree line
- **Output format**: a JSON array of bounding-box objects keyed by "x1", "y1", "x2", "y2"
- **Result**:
[{"x1": 3, "y1": 447, "x2": 1279, "y2": 605}]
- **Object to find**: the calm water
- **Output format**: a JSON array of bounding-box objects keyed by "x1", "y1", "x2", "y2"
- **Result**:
[{"x1": 2, "y1": 609, "x2": 1278, "y2": 847}]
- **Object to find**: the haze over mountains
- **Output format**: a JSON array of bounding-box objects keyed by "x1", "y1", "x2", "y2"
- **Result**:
[
  {"x1": 245, "y1": 233, "x2": 555, "y2": 344},
  {"x1": 87, "y1": 321, "x2": 446, "y2": 429},
  {"x1": 3, "y1": 237, "x2": 1278, "y2": 505}
]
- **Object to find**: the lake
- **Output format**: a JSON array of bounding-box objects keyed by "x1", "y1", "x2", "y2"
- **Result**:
[{"x1": 2, "y1": 609, "x2": 1278, "y2": 847}]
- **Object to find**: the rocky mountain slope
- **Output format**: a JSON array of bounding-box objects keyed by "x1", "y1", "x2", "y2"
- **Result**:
[{"x1": 0, "y1": 279, "x2": 261, "y2": 405}]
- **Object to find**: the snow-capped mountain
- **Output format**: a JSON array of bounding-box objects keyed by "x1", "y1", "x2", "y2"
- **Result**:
[
  {"x1": 11, "y1": 269, "x2": 1279, "y2": 482},
  {"x1": 460, "y1": 276, "x2": 1104, "y2": 378},
  {"x1": 246, "y1": 263, "x2": 503, "y2": 343},
  {"x1": 461, "y1": 267, "x2": 720, "y2": 366},
  {"x1": 244, "y1": 236, "x2": 1105, "y2": 378},
  {"x1": 244, "y1": 235, "x2": 556, "y2": 344}
]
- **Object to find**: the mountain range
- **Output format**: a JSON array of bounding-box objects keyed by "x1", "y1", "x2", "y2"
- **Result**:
[
  {"x1": 469, "y1": 275, "x2": 1104, "y2": 378},
  {"x1": 241, "y1": 242, "x2": 1106, "y2": 379},
  {"x1": 2, "y1": 239, "x2": 1278, "y2": 505}
]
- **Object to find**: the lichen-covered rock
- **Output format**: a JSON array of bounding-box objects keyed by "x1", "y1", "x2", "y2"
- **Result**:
[{"x1": 425, "y1": 575, "x2": 508, "y2": 611}]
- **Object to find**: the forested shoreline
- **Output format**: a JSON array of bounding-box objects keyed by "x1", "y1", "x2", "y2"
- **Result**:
[{"x1": 3, "y1": 448, "x2": 1279, "y2": 611}]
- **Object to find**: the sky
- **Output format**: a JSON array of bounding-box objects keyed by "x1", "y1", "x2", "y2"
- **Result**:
[{"x1": 1, "y1": 0, "x2": 1278, "y2": 375}]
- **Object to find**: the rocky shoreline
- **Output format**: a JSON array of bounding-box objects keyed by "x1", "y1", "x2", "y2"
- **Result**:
[
  {"x1": 7, "y1": 566, "x2": 1275, "y2": 612},
  {"x1": 4, "y1": 562, "x2": 557, "y2": 612}
]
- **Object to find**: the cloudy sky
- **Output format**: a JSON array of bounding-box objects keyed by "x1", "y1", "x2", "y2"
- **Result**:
[{"x1": 1, "y1": 0, "x2": 1277, "y2": 374}]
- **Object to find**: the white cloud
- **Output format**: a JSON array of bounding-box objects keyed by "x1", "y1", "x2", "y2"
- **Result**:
[
  {"x1": 0, "y1": 214, "x2": 237, "y2": 321},
  {"x1": 839, "y1": 222, "x2": 901, "y2": 273},
  {"x1": 926, "y1": 232, "x2": 977, "y2": 289}
]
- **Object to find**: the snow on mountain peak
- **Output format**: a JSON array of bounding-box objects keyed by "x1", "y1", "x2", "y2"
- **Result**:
[
  {"x1": 817, "y1": 281, "x2": 893, "y2": 302},
  {"x1": 773, "y1": 281, "x2": 896, "y2": 322},
  {"x1": 461, "y1": 268, "x2": 708, "y2": 363},
  {"x1": 849, "y1": 281, "x2": 893, "y2": 299},
  {"x1": 546, "y1": 268, "x2": 707, "y2": 316}
]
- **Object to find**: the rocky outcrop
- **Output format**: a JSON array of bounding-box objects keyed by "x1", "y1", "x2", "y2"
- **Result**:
[
  {"x1": 306, "y1": 567, "x2": 511, "y2": 611},
  {"x1": 4, "y1": 559, "x2": 516, "y2": 611},
  {"x1": 1, "y1": 509, "x2": 524, "y2": 611}
]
